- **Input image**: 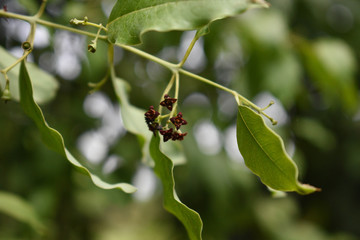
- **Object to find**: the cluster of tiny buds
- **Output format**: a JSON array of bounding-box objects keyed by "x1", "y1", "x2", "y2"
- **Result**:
[{"x1": 145, "y1": 95, "x2": 188, "y2": 142}]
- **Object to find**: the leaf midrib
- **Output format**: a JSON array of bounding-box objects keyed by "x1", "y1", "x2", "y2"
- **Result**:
[
  {"x1": 107, "y1": 0, "x2": 238, "y2": 26},
  {"x1": 238, "y1": 107, "x2": 294, "y2": 184}
]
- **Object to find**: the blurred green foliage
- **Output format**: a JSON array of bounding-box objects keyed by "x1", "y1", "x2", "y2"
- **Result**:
[{"x1": 0, "y1": 0, "x2": 359, "y2": 239}]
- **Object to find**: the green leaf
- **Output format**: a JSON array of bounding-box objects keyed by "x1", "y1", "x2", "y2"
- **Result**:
[
  {"x1": 294, "y1": 37, "x2": 358, "y2": 113},
  {"x1": 294, "y1": 118, "x2": 336, "y2": 151},
  {"x1": 107, "y1": 0, "x2": 267, "y2": 45},
  {"x1": 150, "y1": 135, "x2": 203, "y2": 240},
  {"x1": 0, "y1": 46, "x2": 58, "y2": 104},
  {"x1": 313, "y1": 38, "x2": 358, "y2": 112},
  {"x1": 236, "y1": 105, "x2": 319, "y2": 195},
  {"x1": 19, "y1": 60, "x2": 136, "y2": 194},
  {"x1": 0, "y1": 191, "x2": 45, "y2": 233},
  {"x1": 111, "y1": 75, "x2": 153, "y2": 165},
  {"x1": 111, "y1": 75, "x2": 186, "y2": 166},
  {"x1": 17, "y1": 0, "x2": 39, "y2": 15}
]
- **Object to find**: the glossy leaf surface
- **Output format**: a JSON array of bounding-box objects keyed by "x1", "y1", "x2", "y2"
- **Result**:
[
  {"x1": 0, "y1": 46, "x2": 58, "y2": 104},
  {"x1": 236, "y1": 105, "x2": 319, "y2": 194},
  {"x1": 19, "y1": 60, "x2": 136, "y2": 193},
  {"x1": 107, "y1": 0, "x2": 267, "y2": 45},
  {"x1": 150, "y1": 135, "x2": 203, "y2": 240},
  {"x1": 0, "y1": 191, "x2": 45, "y2": 233}
]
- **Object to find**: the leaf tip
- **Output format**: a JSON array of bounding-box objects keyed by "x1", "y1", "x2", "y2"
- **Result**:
[
  {"x1": 296, "y1": 183, "x2": 321, "y2": 195},
  {"x1": 252, "y1": 0, "x2": 271, "y2": 8}
]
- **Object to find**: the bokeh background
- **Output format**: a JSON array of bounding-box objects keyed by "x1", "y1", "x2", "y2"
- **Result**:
[{"x1": 1, "y1": 0, "x2": 360, "y2": 239}]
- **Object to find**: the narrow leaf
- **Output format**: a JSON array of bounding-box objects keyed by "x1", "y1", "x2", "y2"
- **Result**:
[
  {"x1": 0, "y1": 46, "x2": 58, "y2": 104},
  {"x1": 150, "y1": 135, "x2": 203, "y2": 240},
  {"x1": 19, "y1": 60, "x2": 136, "y2": 194},
  {"x1": 107, "y1": 0, "x2": 267, "y2": 45},
  {"x1": 0, "y1": 191, "x2": 45, "y2": 233},
  {"x1": 236, "y1": 105, "x2": 319, "y2": 194}
]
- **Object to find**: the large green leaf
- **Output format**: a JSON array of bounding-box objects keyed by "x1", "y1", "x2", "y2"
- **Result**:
[
  {"x1": 0, "y1": 191, "x2": 45, "y2": 233},
  {"x1": 236, "y1": 105, "x2": 319, "y2": 194},
  {"x1": 111, "y1": 75, "x2": 186, "y2": 165},
  {"x1": 0, "y1": 46, "x2": 58, "y2": 104},
  {"x1": 150, "y1": 135, "x2": 203, "y2": 240},
  {"x1": 107, "y1": 0, "x2": 268, "y2": 45},
  {"x1": 19, "y1": 60, "x2": 136, "y2": 194}
]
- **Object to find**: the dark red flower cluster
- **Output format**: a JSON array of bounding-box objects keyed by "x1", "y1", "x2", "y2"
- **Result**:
[
  {"x1": 159, "y1": 128, "x2": 187, "y2": 142},
  {"x1": 144, "y1": 106, "x2": 161, "y2": 136},
  {"x1": 144, "y1": 95, "x2": 188, "y2": 142}
]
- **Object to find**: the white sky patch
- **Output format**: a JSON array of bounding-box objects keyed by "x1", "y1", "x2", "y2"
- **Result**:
[
  {"x1": 54, "y1": 31, "x2": 85, "y2": 80},
  {"x1": 182, "y1": 92, "x2": 211, "y2": 107},
  {"x1": 6, "y1": 19, "x2": 29, "y2": 42},
  {"x1": 79, "y1": 94, "x2": 126, "y2": 166},
  {"x1": 178, "y1": 31, "x2": 207, "y2": 72},
  {"x1": 33, "y1": 25, "x2": 50, "y2": 48},
  {"x1": 101, "y1": 0, "x2": 117, "y2": 17},
  {"x1": 8, "y1": 47, "x2": 34, "y2": 62},
  {"x1": 77, "y1": 130, "x2": 109, "y2": 164},
  {"x1": 83, "y1": 92, "x2": 112, "y2": 119},
  {"x1": 99, "y1": 104, "x2": 126, "y2": 144},
  {"x1": 224, "y1": 124, "x2": 244, "y2": 164},
  {"x1": 253, "y1": 91, "x2": 288, "y2": 126},
  {"x1": 5, "y1": 19, "x2": 49, "y2": 48},
  {"x1": 132, "y1": 165, "x2": 157, "y2": 202},
  {"x1": 217, "y1": 92, "x2": 238, "y2": 119},
  {"x1": 102, "y1": 155, "x2": 122, "y2": 175},
  {"x1": 194, "y1": 120, "x2": 222, "y2": 156},
  {"x1": 54, "y1": 52, "x2": 82, "y2": 80}
]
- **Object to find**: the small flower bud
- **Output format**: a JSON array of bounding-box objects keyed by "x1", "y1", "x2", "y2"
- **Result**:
[
  {"x1": 88, "y1": 43, "x2": 96, "y2": 53},
  {"x1": 1, "y1": 86, "x2": 11, "y2": 103},
  {"x1": 22, "y1": 41, "x2": 31, "y2": 51}
]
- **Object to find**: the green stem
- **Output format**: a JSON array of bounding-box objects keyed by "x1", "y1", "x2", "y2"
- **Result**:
[
  {"x1": 171, "y1": 71, "x2": 180, "y2": 116},
  {"x1": 34, "y1": 0, "x2": 48, "y2": 18},
  {"x1": 115, "y1": 43, "x2": 177, "y2": 70},
  {"x1": 0, "y1": 50, "x2": 32, "y2": 74},
  {"x1": 159, "y1": 74, "x2": 176, "y2": 114},
  {"x1": 88, "y1": 70, "x2": 109, "y2": 93},
  {"x1": 0, "y1": 10, "x2": 107, "y2": 40},
  {"x1": 70, "y1": 17, "x2": 108, "y2": 31},
  {"x1": 177, "y1": 32, "x2": 200, "y2": 68},
  {"x1": 178, "y1": 68, "x2": 276, "y2": 124}
]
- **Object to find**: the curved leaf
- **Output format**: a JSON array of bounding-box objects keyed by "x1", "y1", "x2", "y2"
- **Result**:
[
  {"x1": 0, "y1": 191, "x2": 45, "y2": 233},
  {"x1": 107, "y1": 0, "x2": 268, "y2": 45},
  {"x1": 150, "y1": 135, "x2": 203, "y2": 240},
  {"x1": 111, "y1": 75, "x2": 153, "y2": 165},
  {"x1": 19, "y1": 60, "x2": 136, "y2": 194},
  {"x1": 0, "y1": 46, "x2": 58, "y2": 104},
  {"x1": 236, "y1": 105, "x2": 319, "y2": 195}
]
